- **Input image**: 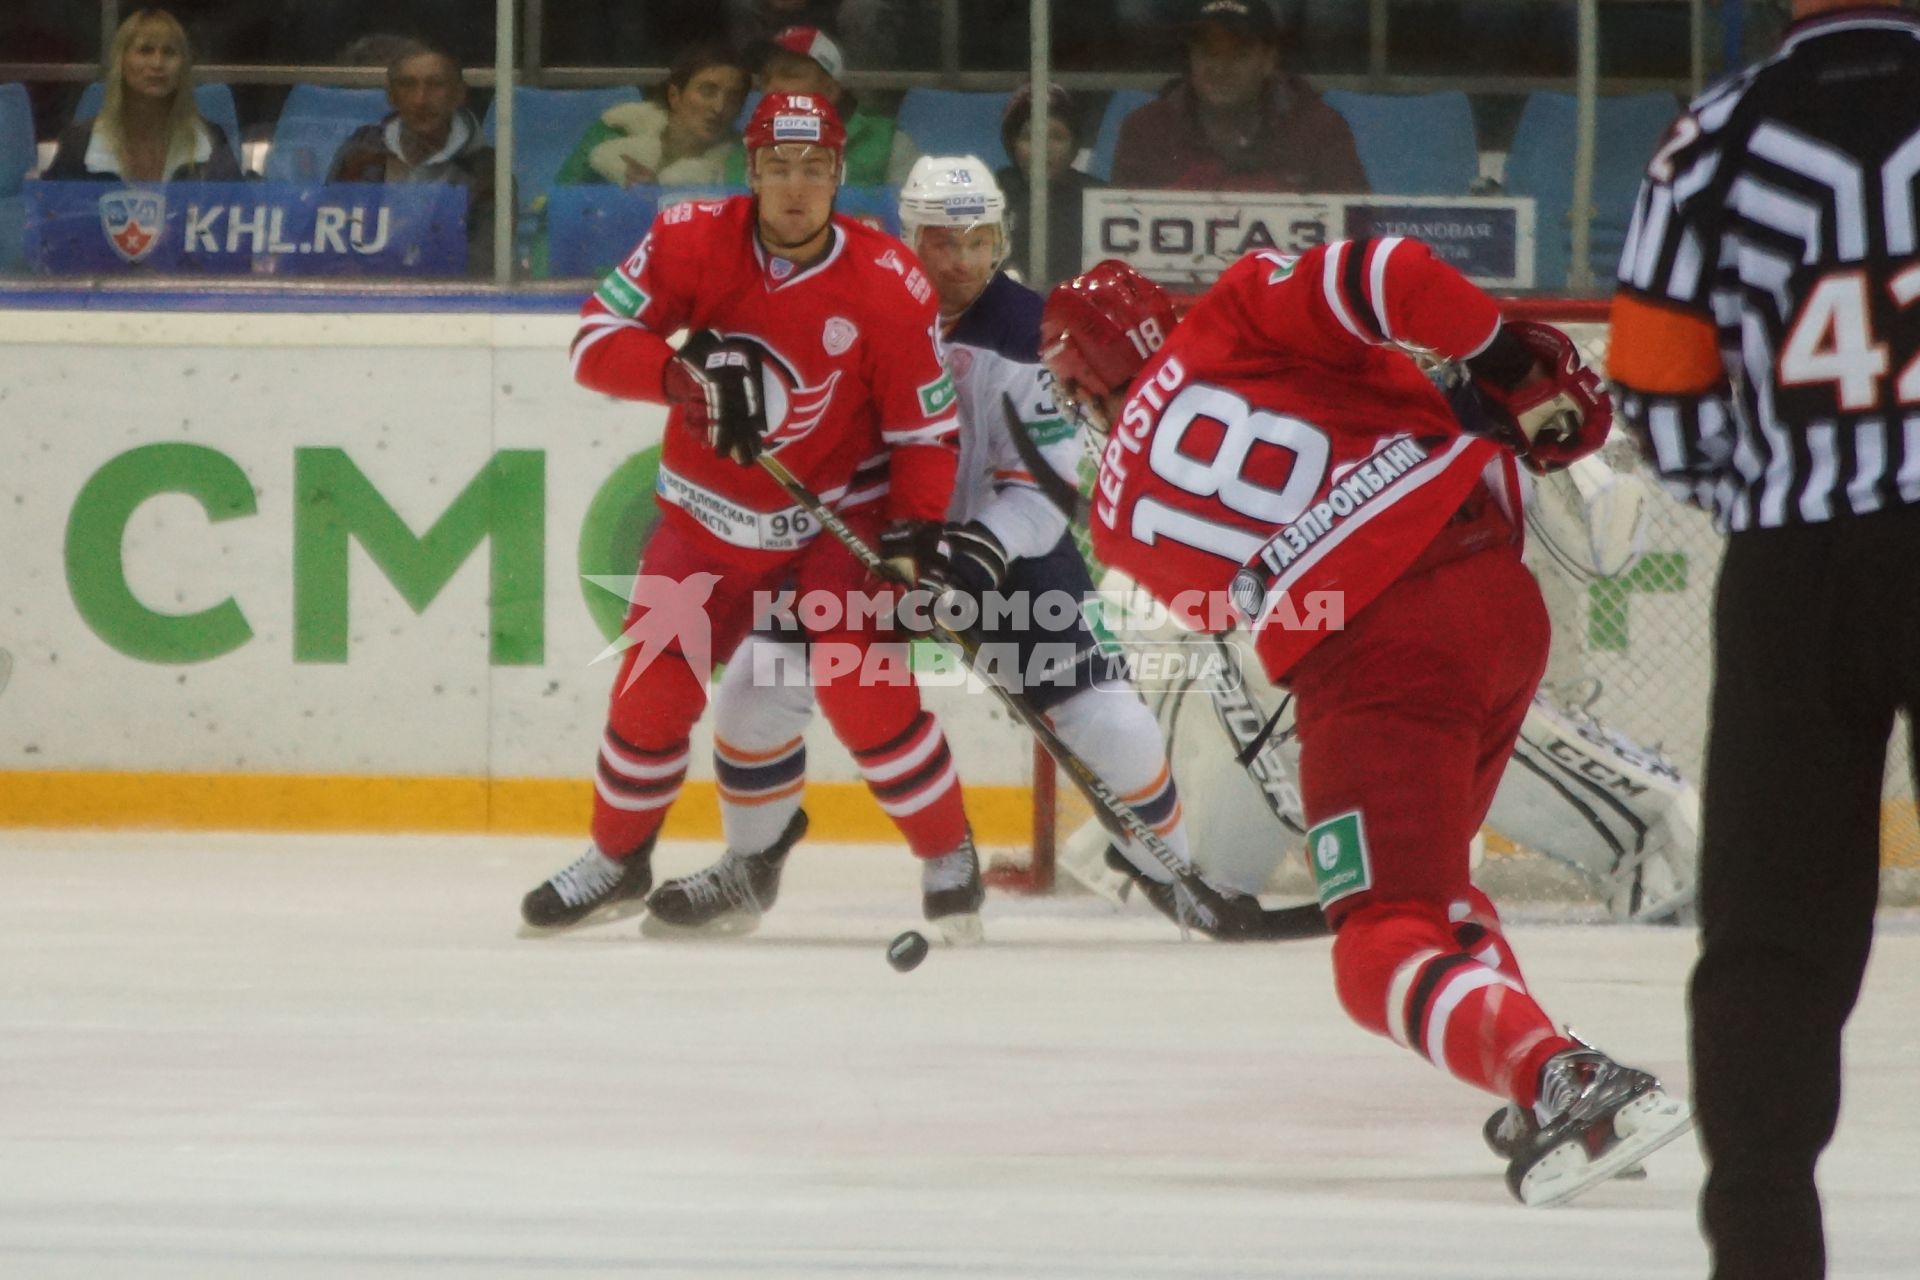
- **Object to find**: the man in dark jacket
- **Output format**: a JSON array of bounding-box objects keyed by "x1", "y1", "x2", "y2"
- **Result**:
[
  {"x1": 326, "y1": 40, "x2": 498, "y2": 274},
  {"x1": 1111, "y1": 0, "x2": 1366, "y2": 194}
]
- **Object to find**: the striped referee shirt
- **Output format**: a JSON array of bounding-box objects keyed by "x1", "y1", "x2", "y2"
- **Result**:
[{"x1": 1610, "y1": 6, "x2": 1920, "y2": 531}]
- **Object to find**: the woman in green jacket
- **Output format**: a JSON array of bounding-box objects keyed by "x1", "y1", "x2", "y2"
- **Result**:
[{"x1": 554, "y1": 42, "x2": 750, "y2": 188}]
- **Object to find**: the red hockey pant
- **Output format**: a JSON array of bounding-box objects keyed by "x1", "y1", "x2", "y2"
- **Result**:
[
  {"x1": 1288, "y1": 544, "x2": 1571, "y2": 1105},
  {"x1": 590, "y1": 516, "x2": 967, "y2": 860}
]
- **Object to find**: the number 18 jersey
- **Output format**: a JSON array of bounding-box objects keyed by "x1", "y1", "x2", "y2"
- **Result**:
[{"x1": 1089, "y1": 238, "x2": 1526, "y2": 681}]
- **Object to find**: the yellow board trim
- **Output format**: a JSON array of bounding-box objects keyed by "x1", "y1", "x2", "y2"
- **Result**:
[
  {"x1": 0, "y1": 770, "x2": 1035, "y2": 845},
  {"x1": 1484, "y1": 815, "x2": 1919, "y2": 870}
]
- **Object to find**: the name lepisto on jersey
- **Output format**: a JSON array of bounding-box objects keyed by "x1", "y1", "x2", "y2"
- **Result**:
[{"x1": 1093, "y1": 355, "x2": 1189, "y2": 532}]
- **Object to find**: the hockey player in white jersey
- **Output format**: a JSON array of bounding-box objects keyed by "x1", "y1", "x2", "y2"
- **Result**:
[{"x1": 641, "y1": 156, "x2": 1256, "y2": 940}]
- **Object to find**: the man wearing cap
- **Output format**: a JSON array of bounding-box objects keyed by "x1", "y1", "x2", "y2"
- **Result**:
[
  {"x1": 523, "y1": 94, "x2": 986, "y2": 942},
  {"x1": 1112, "y1": 0, "x2": 1366, "y2": 194},
  {"x1": 723, "y1": 25, "x2": 920, "y2": 188}
]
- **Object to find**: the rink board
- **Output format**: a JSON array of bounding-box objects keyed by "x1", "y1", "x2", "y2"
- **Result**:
[{"x1": 0, "y1": 306, "x2": 1035, "y2": 838}]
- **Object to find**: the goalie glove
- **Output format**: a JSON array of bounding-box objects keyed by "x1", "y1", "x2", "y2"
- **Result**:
[
  {"x1": 921, "y1": 521, "x2": 1011, "y2": 597},
  {"x1": 664, "y1": 331, "x2": 768, "y2": 465},
  {"x1": 1464, "y1": 320, "x2": 1612, "y2": 474}
]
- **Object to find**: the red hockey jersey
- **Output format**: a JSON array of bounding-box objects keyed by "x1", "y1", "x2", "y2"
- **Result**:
[
  {"x1": 1089, "y1": 238, "x2": 1525, "y2": 681},
  {"x1": 572, "y1": 196, "x2": 960, "y2": 565}
]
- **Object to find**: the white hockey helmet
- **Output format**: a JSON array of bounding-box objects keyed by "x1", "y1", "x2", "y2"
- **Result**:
[{"x1": 897, "y1": 154, "x2": 1009, "y2": 264}]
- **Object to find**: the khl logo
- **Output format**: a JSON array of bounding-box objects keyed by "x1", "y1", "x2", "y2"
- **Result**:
[{"x1": 99, "y1": 189, "x2": 166, "y2": 264}]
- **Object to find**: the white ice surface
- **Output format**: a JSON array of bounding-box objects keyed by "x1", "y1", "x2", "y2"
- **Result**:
[{"x1": 3, "y1": 830, "x2": 1917, "y2": 1279}]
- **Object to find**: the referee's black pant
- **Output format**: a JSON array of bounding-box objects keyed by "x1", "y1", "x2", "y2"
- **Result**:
[{"x1": 1692, "y1": 502, "x2": 1920, "y2": 1280}]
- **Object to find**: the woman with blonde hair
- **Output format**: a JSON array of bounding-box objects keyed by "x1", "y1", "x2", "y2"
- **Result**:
[{"x1": 47, "y1": 8, "x2": 240, "y2": 181}]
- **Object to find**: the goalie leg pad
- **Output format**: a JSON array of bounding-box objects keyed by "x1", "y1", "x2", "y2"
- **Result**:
[
  {"x1": 1047, "y1": 683, "x2": 1191, "y2": 882},
  {"x1": 1490, "y1": 692, "x2": 1700, "y2": 922}
]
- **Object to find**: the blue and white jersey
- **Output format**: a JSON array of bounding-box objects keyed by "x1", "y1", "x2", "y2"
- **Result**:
[{"x1": 939, "y1": 272, "x2": 1086, "y2": 560}]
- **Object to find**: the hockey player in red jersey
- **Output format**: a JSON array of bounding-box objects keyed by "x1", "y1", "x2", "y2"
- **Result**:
[
  {"x1": 1040, "y1": 247, "x2": 1692, "y2": 1206},
  {"x1": 521, "y1": 93, "x2": 984, "y2": 936},
  {"x1": 637, "y1": 156, "x2": 1262, "y2": 942}
]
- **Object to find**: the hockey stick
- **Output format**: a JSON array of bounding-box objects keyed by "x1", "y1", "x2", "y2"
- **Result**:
[
  {"x1": 999, "y1": 391, "x2": 1085, "y2": 520},
  {"x1": 756, "y1": 451, "x2": 1329, "y2": 941}
]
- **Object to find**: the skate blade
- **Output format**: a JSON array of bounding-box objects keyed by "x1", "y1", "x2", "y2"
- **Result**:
[
  {"x1": 1518, "y1": 1090, "x2": 1693, "y2": 1208},
  {"x1": 638, "y1": 910, "x2": 763, "y2": 940},
  {"x1": 934, "y1": 913, "x2": 985, "y2": 946},
  {"x1": 515, "y1": 896, "x2": 652, "y2": 938}
]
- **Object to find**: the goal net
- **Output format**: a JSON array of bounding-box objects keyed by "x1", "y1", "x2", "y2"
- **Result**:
[{"x1": 1000, "y1": 300, "x2": 1920, "y2": 916}]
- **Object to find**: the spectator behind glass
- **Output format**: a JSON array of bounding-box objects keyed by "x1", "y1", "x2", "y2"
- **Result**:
[
  {"x1": 1111, "y1": 0, "x2": 1366, "y2": 193},
  {"x1": 722, "y1": 26, "x2": 918, "y2": 188},
  {"x1": 727, "y1": 0, "x2": 843, "y2": 50},
  {"x1": 46, "y1": 8, "x2": 241, "y2": 182},
  {"x1": 553, "y1": 42, "x2": 749, "y2": 188},
  {"x1": 995, "y1": 83, "x2": 1105, "y2": 290},
  {"x1": 725, "y1": 0, "x2": 912, "y2": 69},
  {"x1": 326, "y1": 41, "x2": 499, "y2": 275}
]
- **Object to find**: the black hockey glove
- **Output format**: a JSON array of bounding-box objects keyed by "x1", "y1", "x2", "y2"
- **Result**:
[
  {"x1": 877, "y1": 519, "x2": 948, "y2": 637},
  {"x1": 877, "y1": 519, "x2": 946, "y2": 586},
  {"x1": 922, "y1": 521, "x2": 1010, "y2": 597},
  {"x1": 664, "y1": 330, "x2": 768, "y2": 465}
]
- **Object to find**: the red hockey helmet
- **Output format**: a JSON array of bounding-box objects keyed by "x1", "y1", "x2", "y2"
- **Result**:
[
  {"x1": 1041, "y1": 260, "x2": 1180, "y2": 413},
  {"x1": 744, "y1": 92, "x2": 847, "y2": 155}
]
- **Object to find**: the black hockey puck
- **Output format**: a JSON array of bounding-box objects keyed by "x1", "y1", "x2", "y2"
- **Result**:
[{"x1": 886, "y1": 929, "x2": 930, "y2": 972}]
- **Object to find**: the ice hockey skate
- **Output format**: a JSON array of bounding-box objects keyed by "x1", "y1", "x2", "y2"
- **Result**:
[
  {"x1": 640, "y1": 811, "x2": 809, "y2": 938},
  {"x1": 1505, "y1": 1046, "x2": 1691, "y2": 1207},
  {"x1": 922, "y1": 836, "x2": 985, "y2": 945},
  {"x1": 519, "y1": 837, "x2": 655, "y2": 933},
  {"x1": 1103, "y1": 846, "x2": 1279, "y2": 941},
  {"x1": 1483, "y1": 1101, "x2": 1645, "y2": 1181}
]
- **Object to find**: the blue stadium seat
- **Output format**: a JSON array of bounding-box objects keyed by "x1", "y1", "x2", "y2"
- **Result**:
[
  {"x1": 482, "y1": 85, "x2": 642, "y2": 194},
  {"x1": 895, "y1": 89, "x2": 1013, "y2": 170},
  {"x1": 2, "y1": 84, "x2": 34, "y2": 267},
  {"x1": 1504, "y1": 91, "x2": 1678, "y2": 288},
  {"x1": 1, "y1": 83, "x2": 36, "y2": 195},
  {"x1": 280, "y1": 84, "x2": 391, "y2": 121},
  {"x1": 1322, "y1": 89, "x2": 1478, "y2": 196},
  {"x1": 264, "y1": 85, "x2": 391, "y2": 183},
  {"x1": 75, "y1": 81, "x2": 242, "y2": 161},
  {"x1": 0, "y1": 195, "x2": 23, "y2": 272},
  {"x1": 1088, "y1": 88, "x2": 1153, "y2": 183}
]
